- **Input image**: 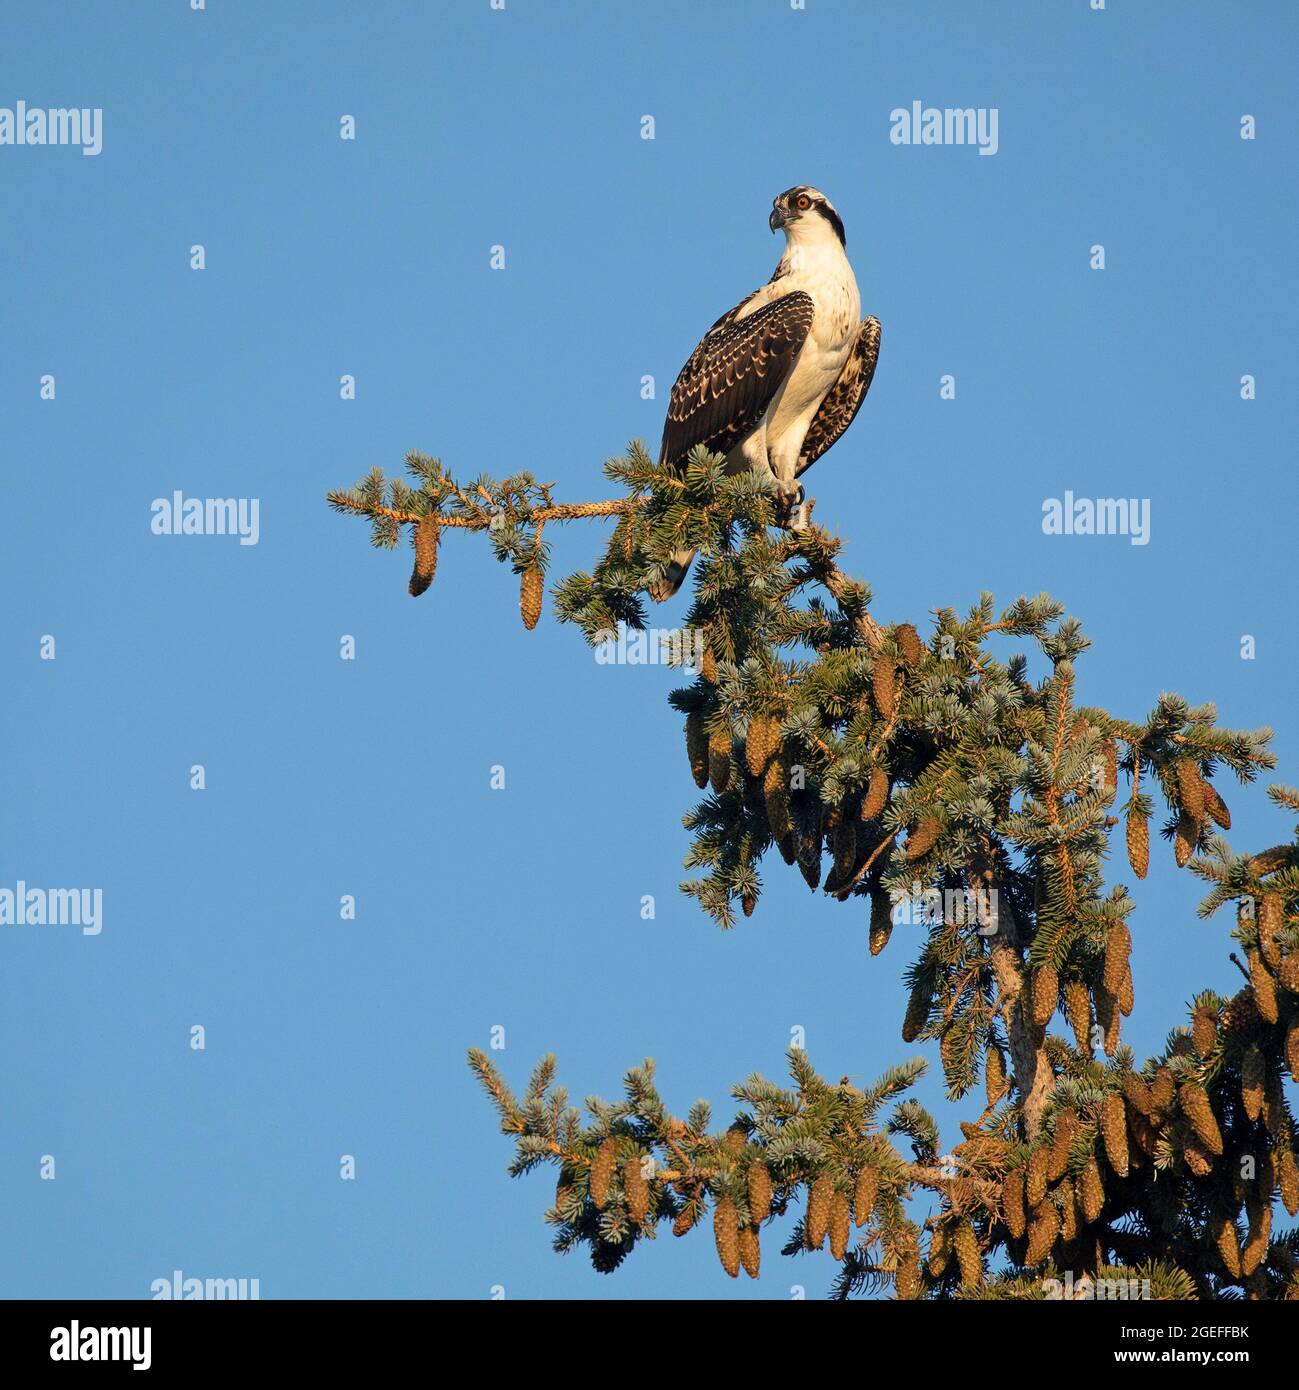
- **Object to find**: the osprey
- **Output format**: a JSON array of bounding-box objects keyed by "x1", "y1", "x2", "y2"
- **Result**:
[{"x1": 650, "y1": 185, "x2": 881, "y2": 601}]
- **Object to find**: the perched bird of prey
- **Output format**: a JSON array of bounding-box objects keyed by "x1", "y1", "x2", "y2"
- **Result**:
[{"x1": 649, "y1": 185, "x2": 881, "y2": 601}]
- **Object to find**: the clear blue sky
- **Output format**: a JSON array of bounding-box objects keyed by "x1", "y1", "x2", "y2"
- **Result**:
[{"x1": 1, "y1": 1, "x2": 1295, "y2": 1300}]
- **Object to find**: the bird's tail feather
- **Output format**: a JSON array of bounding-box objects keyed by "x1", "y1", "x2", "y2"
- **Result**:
[{"x1": 648, "y1": 548, "x2": 696, "y2": 603}]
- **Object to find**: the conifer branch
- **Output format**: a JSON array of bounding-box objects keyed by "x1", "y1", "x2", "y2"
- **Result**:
[{"x1": 333, "y1": 442, "x2": 1298, "y2": 1297}]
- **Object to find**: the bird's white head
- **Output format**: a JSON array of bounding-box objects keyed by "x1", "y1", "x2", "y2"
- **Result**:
[{"x1": 769, "y1": 186, "x2": 846, "y2": 248}]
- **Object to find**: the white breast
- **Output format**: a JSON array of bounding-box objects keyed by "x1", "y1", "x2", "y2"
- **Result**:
[{"x1": 764, "y1": 244, "x2": 860, "y2": 443}]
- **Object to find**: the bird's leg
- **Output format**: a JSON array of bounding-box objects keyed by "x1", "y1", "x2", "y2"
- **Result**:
[
  {"x1": 766, "y1": 446, "x2": 804, "y2": 530},
  {"x1": 742, "y1": 423, "x2": 795, "y2": 524}
]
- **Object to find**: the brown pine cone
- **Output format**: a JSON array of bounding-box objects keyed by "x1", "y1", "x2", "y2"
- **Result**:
[
  {"x1": 589, "y1": 1137, "x2": 618, "y2": 1208},
  {"x1": 1126, "y1": 810, "x2": 1150, "y2": 879},
  {"x1": 408, "y1": 513, "x2": 440, "y2": 596},
  {"x1": 747, "y1": 1161, "x2": 772, "y2": 1225},
  {"x1": 1179, "y1": 1083, "x2": 1224, "y2": 1156},
  {"x1": 713, "y1": 1194, "x2": 740, "y2": 1278},
  {"x1": 1002, "y1": 1168, "x2": 1026, "y2": 1238},
  {"x1": 519, "y1": 566, "x2": 544, "y2": 630}
]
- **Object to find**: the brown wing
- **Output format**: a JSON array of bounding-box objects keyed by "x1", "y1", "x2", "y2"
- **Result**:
[
  {"x1": 659, "y1": 291, "x2": 815, "y2": 468},
  {"x1": 796, "y1": 316, "x2": 882, "y2": 476}
]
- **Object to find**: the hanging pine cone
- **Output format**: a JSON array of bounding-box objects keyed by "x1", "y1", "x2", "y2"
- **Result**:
[
  {"x1": 1080, "y1": 1156, "x2": 1104, "y2": 1223},
  {"x1": 1059, "y1": 1179, "x2": 1080, "y2": 1243},
  {"x1": 868, "y1": 886, "x2": 894, "y2": 957},
  {"x1": 1096, "y1": 986, "x2": 1122, "y2": 1054},
  {"x1": 1065, "y1": 980, "x2": 1093, "y2": 1053},
  {"x1": 1251, "y1": 845, "x2": 1293, "y2": 876},
  {"x1": 806, "y1": 1173, "x2": 832, "y2": 1249},
  {"x1": 1183, "y1": 1134, "x2": 1214, "y2": 1177},
  {"x1": 554, "y1": 1171, "x2": 574, "y2": 1210},
  {"x1": 927, "y1": 1223, "x2": 950, "y2": 1277},
  {"x1": 1002, "y1": 1168, "x2": 1026, "y2": 1238},
  {"x1": 1175, "y1": 757, "x2": 1207, "y2": 821},
  {"x1": 1287, "y1": 1019, "x2": 1299, "y2": 1084},
  {"x1": 1103, "y1": 921, "x2": 1131, "y2": 996},
  {"x1": 797, "y1": 827, "x2": 822, "y2": 891},
  {"x1": 1030, "y1": 962, "x2": 1058, "y2": 1028},
  {"x1": 986, "y1": 1046, "x2": 1007, "y2": 1106},
  {"x1": 1151, "y1": 1066, "x2": 1175, "y2": 1112},
  {"x1": 1126, "y1": 810, "x2": 1149, "y2": 879},
  {"x1": 896, "y1": 622, "x2": 925, "y2": 667},
  {"x1": 1122, "y1": 1071, "x2": 1153, "y2": 1116},
  {"x1": 737, "y1": 1224, "x2": 760, "y2": 1279},
  {"x1": 1279, "y1": 1149, "x2": 1299, "y2": 1217},
  {"x1": 1280, "y1": 953, "x2": 1299, "y2": 995},
  {"x1": 1259, "y1": 893, "x2": 1283, "y2": 967},
  {"x1": 685, "y1": 712, "x2": 709, "y2": 789},
  {"x1": 589, "y1": 1137, "x2": 618, "y2": 1208},
  {"x1": 672, "y1": 1202, "x2": 698, "y2": 1237},
  {"x1": 741, "y1": 889, "x2": 756, "y2": 918},
  {"x1": 708, "y1": 725, "x2": 732, "y2": 794},
  {"x1": 861, "y1": 765, "x2": 889, "y2": 820},
  {"x1": 1241, "y1": 1046, "x2": 1265, "y2": 1122},
  {"x1": 1191, "y1": 1003, "x2": 1218, "y2": 1058},
  {"x1": 1249, "y1": 948, "x2": 1279, "y2": 1024},
  {"x1": 894, "y1": 1240, "x2": 921, "y2": 1300},
  {"x1": 713, "y1": 1194, "x2": 741, "y2": 1278},
  {"x1": 408, "y1": 513, "x2": 440, "y2": 596},
  {"x1": 519, "y1": 566, "x2": 544, "y2": 630},
  {"x1": 747, "y1": 1161, "x2": 772, "y2": 1225},
  {"x1": 1179, "y1": 1082, "x2": 1224, "y2": 1155},
  {"x1": 1204, "y1": 780, "x2": 1232, "y2": 829},
  {"x1": 764, "y1": 753, "x2": 792, "y2": 841},
  {"x1": 853, "y1": 1165, "x2": 878, "y2": 1226},
  {"x1": 744, "y1": 714, "x2": 780, "y2": 778},
  {"x1": 826, "y1": 820, "x2": 856, "y2": 889},
  {"x1": 872, "y1": 657, "x2": 897, "y2": 718},
  {"x1": 901, "y1": 980, "x2": 929, "y2": 1043},
  {"x1": 624, "y1": 1153, "x2": 650, "y2": 1223},
  {"x1": 1101, "y1": 1092, "x2": 1129, "y2": 1177},
  {"x1": 1048, "y1": 1108, "x2": 1076, "y2": 1181},
  {"x1": 1130, "y1": 1111, "x2": 1159, "y2": 1158},
  {"x1": 1173, "y1": 811, "x2": 1197, "y2": 867},
  {"x1": 1118, "y1": 965, "x2": 1134, "y2": 1016},
  {"x1": 1026, "y1": 1145, "x2": 1049, "y2": 1207},
  {"x1": 905, "y1": 815, "x2": 941, "y2": 860},
  {"x1": 1025, "y1": 1202, "x2": 1060, "y2": 1267},
  {"x1": 1100, "y1": 739, "x2": 1118, "y2": 804},
  {"x1": 953, "y1": 1221, "x2": 981, "y2": 1286},
  {"x1": 1242, "y1": 1199, "x2": 1271, "y2": 1276},
  {"x1": 699, "y1": 644, "x2": 717, "y2": 684},
  {"x1": 1215, "y1": 1216, "x2": 1243, "y2": 1279},
  {"x1": 828, "y1": 1191, "x2": 852, "y2": 1260}
]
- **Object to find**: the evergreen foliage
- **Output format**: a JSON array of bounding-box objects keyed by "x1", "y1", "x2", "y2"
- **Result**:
[{"x1": 331, "y1": 444, "x2": 1299, "y2": 1299}]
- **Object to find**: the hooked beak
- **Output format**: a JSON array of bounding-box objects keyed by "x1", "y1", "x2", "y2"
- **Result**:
[{"x1": 769, "y1": 204, "x2": 789, "y2": 232}]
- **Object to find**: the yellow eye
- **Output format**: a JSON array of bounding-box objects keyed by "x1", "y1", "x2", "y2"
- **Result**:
[{"x1": 795, "y1": 194, "x2": 812, "y2": 211}]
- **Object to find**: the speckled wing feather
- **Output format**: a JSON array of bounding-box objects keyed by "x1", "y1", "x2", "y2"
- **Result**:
[
  {"x1": 659, "y1": 291, "x2": 815, "y2": 468},
  {"x1": 796, "y1": 316, "x2": 882, "y2": 476}
]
